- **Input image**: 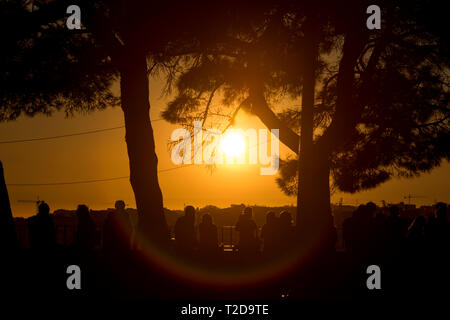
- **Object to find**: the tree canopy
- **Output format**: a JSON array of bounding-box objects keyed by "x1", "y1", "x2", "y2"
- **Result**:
[
  {"x1": 0, "y1": 0, "x2": 119, "y2": 120},
  {"x1": 161, "y1": 0, "x2": 450, "y2": 196}
]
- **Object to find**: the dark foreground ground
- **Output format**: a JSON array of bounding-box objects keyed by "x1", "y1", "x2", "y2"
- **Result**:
[{"x1": 2, "y1": 247, "x2": 448, "y2": 303}]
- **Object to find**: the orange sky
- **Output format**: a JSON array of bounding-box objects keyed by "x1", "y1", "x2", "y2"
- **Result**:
[{"x1": 1, "y1": 77, "x2": 449, "y2": 218}]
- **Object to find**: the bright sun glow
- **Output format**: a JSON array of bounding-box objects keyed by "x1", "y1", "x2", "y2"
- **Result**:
[{"x1": 220, "y1": 131, "x2": 246, "y2": 158}]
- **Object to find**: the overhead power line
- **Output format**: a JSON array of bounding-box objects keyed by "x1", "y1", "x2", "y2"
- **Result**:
[
  {"x1": 0, "y1": 126, "x2": 125, "y2": 144},
  {"x1": 6, "y1": 164, "x2": 194, "y2": 186},
  {"x1": 6, "y1": 134, "x2": 272, "y2": 186},
  {"x1": 5, "y1": 124, "x2": 274, "y2": 186},
  {"x1": 0, "y1": 118, "x2": 163, "y2": 144},
  {"x1": 7, "y1": 176, "x2": 129, "y2": 186}
]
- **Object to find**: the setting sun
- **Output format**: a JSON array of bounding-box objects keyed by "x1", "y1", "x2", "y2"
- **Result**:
[{"x1": 220, "y1": 131, "x2": 246, "y2": 158}]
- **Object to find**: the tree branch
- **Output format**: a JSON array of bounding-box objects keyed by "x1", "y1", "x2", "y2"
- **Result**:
[
  {"x1": 248, "y1": 88, "x2": 300, "y2": 154},
  {"x1": 316, "y1": 30, "x2": 378, "y2": 152}
]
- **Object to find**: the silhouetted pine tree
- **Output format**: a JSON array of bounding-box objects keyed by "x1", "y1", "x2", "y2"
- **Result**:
[
  {"x1": 160, "y1": 0, "x2": 450, "y2": 249},
  {"x1": 0, "y1": 0, "x2": 230, "y2": 246}
]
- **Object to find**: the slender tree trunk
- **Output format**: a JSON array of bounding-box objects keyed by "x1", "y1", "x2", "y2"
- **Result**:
[
  {"x1": 120, "y1": 49, "x2": 169, "y2": 247},
  {"x1": 296, "y1": 23, "x2": 336, "y2": 251},
  {"x1": 0, "y1": 161, "x2": 17, "y2": 249}
]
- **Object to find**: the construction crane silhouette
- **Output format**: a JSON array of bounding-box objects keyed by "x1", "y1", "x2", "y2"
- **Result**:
[
  {"x1": 403, "y1": 194, "x2": 426, "y2": 205},
  {"x1": 17, "y1": 196, "x2": 44, "y2": 210}
]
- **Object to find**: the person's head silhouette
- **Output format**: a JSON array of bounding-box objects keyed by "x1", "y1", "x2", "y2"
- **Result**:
[
  {"x1": 366, "y1": 202, "x2": 377, "y2": 217},
  {"x1": 115, "y1": 200, "x2": 126, "y2": 212},
  {"x1": 76, "y1": 204, "x2": 90, "y2": 221},
  {"x1": 266, "y1": 211, "x2": 276, "y2": 224},
  {"x1": 185, "y1": 205, "x2": 195, "y2": 223},
  {"x1": 243, "y1": 207, "x2": 253, "y2": 219},
  {"x1": 202, "y1": 213, "x2": 212, "y2": 225},
  {"x1": 280, "y1": 211, "x2": 292, "y2": 226},
  {"x1": 435, "y1": 202, "x2": 447, "y2": 221},
  {"x1": 38, "y1": 202, "x2": 50, "y2": 216},
  {"x1": 360, "y1": 204, "x2": 373, "y2": 219},
  {"x1": 389, "y1": 205, "x2": 400, "y2": 218}
]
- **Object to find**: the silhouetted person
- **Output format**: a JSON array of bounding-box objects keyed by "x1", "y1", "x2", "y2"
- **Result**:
[
  {"x1": 0, "y1": 161, "x2": 17, "y2": 249},
  {"x1": 366, "y1": 202, "x2": 377, "y2": 218},
  {"x1": 235, "y1": 207, "x2": 258, "y2": 254},
  {"x1": 407, "y1": 215, "x2": 426, "y2": 251},
  {"x1": 198, "y1": 213, "x2": 218, "y2": 254},
  {"x1": 103, "y1": 200, "x2": 132, "y2": 254},
  {"x1": 425, "y1": 203, "x2": 450, "y2": 291},
  {"x1": 342, "y1": 212, "x2": 355, "y2": 252},
  {"x1": 374, "y1": 212, "x2": 388, "y2": 255},
  {"x1": 348, "y1": 204, "x2": 374, "y2": 256},
  {"x1": 278, "y1": 211, "x2": 295, "y2": 252},
  {"x1": 425, "y1": 215, "x2": 436, "y2": 238},
  {"x1": 428, "y1": 202, "x2": 449, "y2": 250},
  {"x1": 76, "y1": 204, "x2": 97, "y2": 251},
  {"x1": 28, "y1": 202, "x2": 56, "y2": 249},
  {"x1": 261, "y1": 211, "x2": 279, "y2": 255},
  {"x1": 386, "y1": 205, "x2": 406, "y2": 254},
  {"x1": 174, "y1": 205, "x2": 197, "y2": 253}
]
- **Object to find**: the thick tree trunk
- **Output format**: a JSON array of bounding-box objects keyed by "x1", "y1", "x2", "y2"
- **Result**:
[
  {"x1": 296, "y1": 24, "x2": 336, "y2": 251},
  {"x1": 120, "y1": 49, "x2": 169, "y2": 247},
  {"x1": 297, "y1": 146, "x2": 336, "y2": 250}
]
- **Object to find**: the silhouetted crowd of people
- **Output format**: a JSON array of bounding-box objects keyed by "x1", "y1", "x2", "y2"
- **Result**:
[
  {"x1": 173, "y1": 205, "x2": 297, "y2": 257},
  {"x1": 342, "y1": 201, "x2": 450, "y2": 259},
  {"x1": 26, "y1": 200, "x2": 132, "y2": 254},
  {"x1": 2, "y1": 197, "x2": 449, "y2": 300},
  {"x1": 24, "y1": 200, "x2": 302, "y2": 258},
  {"x1": 12, "y1": 199, "x2": 450, "y2": 264}
]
